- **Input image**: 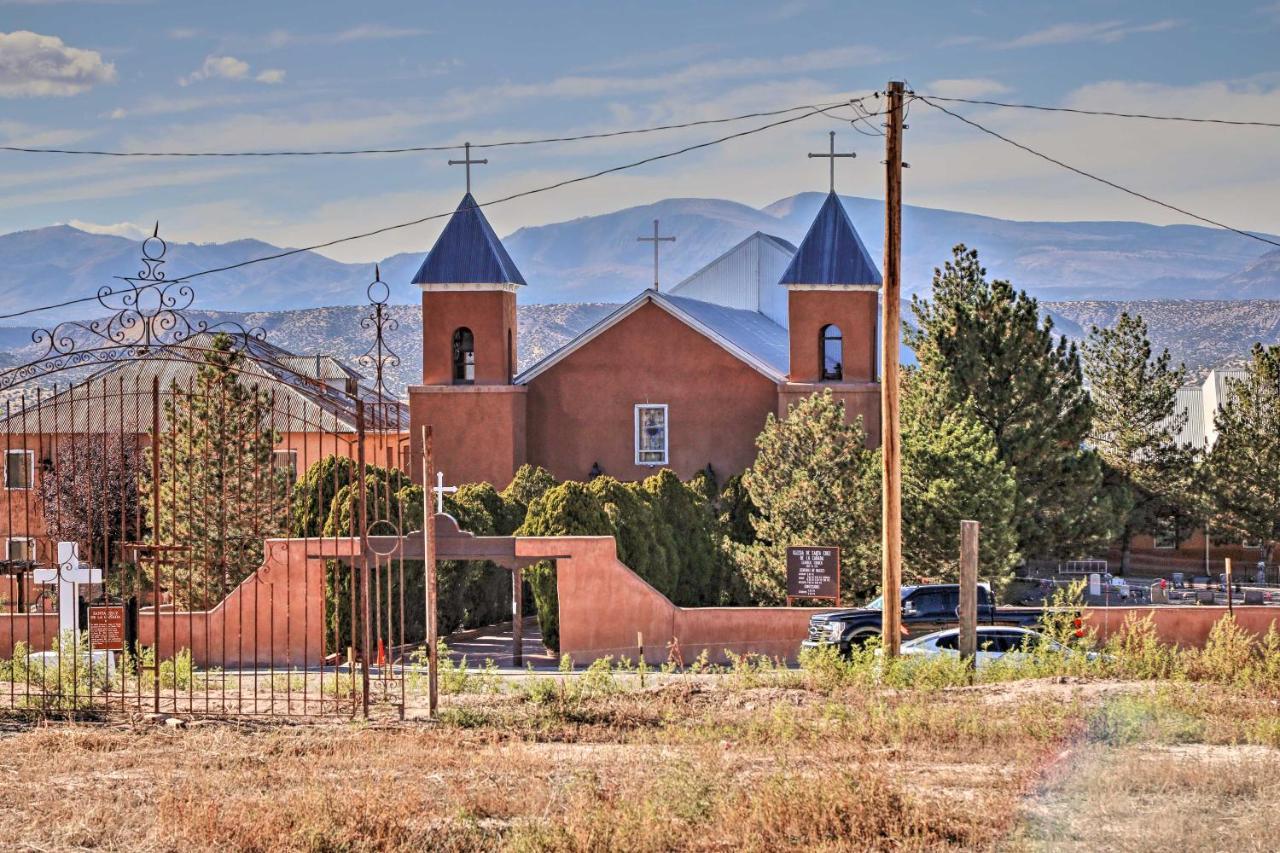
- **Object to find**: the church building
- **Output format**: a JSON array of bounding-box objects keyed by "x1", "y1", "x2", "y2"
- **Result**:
[{"x1": 407, "y1": 188, "x2": 883, "y2": 488}]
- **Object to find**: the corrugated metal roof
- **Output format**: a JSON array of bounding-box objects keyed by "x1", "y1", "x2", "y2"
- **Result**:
[
  {"x1": 668, "y1": 231, "x2": 795, "y2": 327},
  {"x1": 779, "y1": 191, "x2": 882, "y2": 287},
  {"x1": 0, "y1": 333, "x2": 405, "y2": 435},
  {"x1": 1173, "y1": 385, "x2": 1206, "y2": 449},
  {"x1": 411, "y1": 193, "x2": 527, "y2": 287},
  {"x1": 278, "y1": 355, "x2": 364, "y2": 383},
  {"x1": 661, "y1": 293, "x2": 789, "y2": 378}
]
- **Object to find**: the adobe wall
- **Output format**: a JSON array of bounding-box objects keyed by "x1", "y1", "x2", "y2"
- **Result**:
[
  {"x1": 778, "y1": 381, "x2": 881, "y2": 447},
  {"x1": 1085, "y1": 605, "x2": 1280, "y2": 647},
  {"x1": 421, "y1": 289, "x2": 517, "y2": 385},
  {"x1": 408, "y1": 385, "x2": 527, "y2": 488},
  {"x1": 517, "y1": 535, "x2": 834, "y2": 664},
  {"x1": 524, "y1": 301, "x2": 778, "y2": 483},
  {"x1": 787, "y1": 289, "x2": 878, "y2": 382}
]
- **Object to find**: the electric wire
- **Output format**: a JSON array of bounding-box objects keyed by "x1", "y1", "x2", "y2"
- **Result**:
[
  {"x1": 0, "y1": 101, "x2": 866, "y2": 320},
  {"x1": 913, "y1": 95, "x2": 1280, "y2": 250},
  {"x1": 0, "y1": 98, "x2": 866, "y2": 158},
  {"x1": 914, "y1": 94, "x2": 1280, "y2": 129}
]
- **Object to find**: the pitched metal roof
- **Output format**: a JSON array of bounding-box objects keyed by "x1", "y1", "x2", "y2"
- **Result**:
[
  {"x1": 667, "y1": 231, "x2": 796, "y2": 327},
  {"x1": 0, "y1": 333, "x2": 406, "y2": 435},
  {"x1": 779, "y1": 191, "x2": 882, "y2": 287},
  {"x1": 514, "y1": 290, "x2": 789, "y2": 385},
  {"x1": 411, "y1": 193, "x2": 527, "y2": 287}
]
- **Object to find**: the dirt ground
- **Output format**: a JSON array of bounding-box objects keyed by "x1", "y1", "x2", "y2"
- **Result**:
[{"x1": 0, "y1": 678, "x2": 1276, "y2": 852}]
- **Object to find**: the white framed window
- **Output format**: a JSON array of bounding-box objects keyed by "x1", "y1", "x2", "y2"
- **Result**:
[
  {"x1": 635, "y1": 404, "x2": 668, "y2": 466},
  {"x1": 4, "y1": 449, "x2": 33, "y2": 490},
  {"x1": 5, "y1": 537, "x2": 35, "y2": 562},
  {"x1": 271, "y1": 449, "x2": 299, "y2": 477}
]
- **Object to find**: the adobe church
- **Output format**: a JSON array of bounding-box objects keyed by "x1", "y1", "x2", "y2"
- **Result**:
[{"x1": 407, "y1": 182, "x2": 883, "y2": 488}]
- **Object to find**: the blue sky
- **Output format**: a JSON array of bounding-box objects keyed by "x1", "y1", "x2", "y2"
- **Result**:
[{"x1": 1, "y1": 0, "x2": 1278, "y2": 261}]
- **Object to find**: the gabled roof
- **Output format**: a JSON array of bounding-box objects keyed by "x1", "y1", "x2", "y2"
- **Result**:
[
  {"x1": 0, "y1": 333, "x2": 406, "y2": 435},
  {"x1": 779, "y1": 191, "x2": 881, "y2": 287},
  {"x1": 412, "y1": 193, "x2": 527, "y2": 287},
  {"x1": 668, "y1": 231, "x2": 796, "y2": 327},
  {"x1": 514, "y1": 290, "x2": 789, "y2": 385}
]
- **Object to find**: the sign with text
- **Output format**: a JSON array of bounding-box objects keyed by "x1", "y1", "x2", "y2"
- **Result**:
[
  {"x1": 88, "y1": 606, "x2": 125, "y2": 651},
  {"x1": 785, "y1": 546, "x2": 841, "y2": 603}
]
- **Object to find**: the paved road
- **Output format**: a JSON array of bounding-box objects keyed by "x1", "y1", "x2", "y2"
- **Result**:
[{"x1": 443, "y1": 617, "x2": 557, "y2": 669}]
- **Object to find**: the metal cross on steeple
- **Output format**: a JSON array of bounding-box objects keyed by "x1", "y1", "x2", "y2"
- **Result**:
[
  {"x1": 637, "y1": 218, "x2": 676, "y2": 291},
  {"x1": 808, "y1": 131, "x2": 856, "y2": 193},
  {"x1": 448, "y1": 141, "x2": 488, "y2": 194}
]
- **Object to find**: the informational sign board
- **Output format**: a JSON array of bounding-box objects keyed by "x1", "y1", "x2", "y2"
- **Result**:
[
  {"x1": 88, "y1": 605, "x2": 125, "y2": 651},
  {"x1": 785, "y1": 546, "x2": 841, "y2": 604}
]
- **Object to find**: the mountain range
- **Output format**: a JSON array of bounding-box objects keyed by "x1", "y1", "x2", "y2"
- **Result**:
[{"x1": 2, "y1": 193, "x2": 1278, "y2": 323}]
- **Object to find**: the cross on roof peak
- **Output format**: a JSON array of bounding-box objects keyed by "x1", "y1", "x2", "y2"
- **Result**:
[
  {"x1": 808, "y1": 131, "x2": 856, "y2": 194},
  {"x1": 448, "y1": 141, "x2": 488, "y2": 195},
  {"x1": 637, "y1": 218, "x2": 676, "y2": 292}
]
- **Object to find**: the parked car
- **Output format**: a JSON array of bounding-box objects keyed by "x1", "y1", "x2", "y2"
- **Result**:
[
  {"x1": 900, "y1": 626, "x2": 1101, "y2": 665},
  {"x1": 801, "y1": 584, "x2": 1045, "y2": 657}
]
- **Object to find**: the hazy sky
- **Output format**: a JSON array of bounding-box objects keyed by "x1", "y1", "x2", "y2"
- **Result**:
[{"x1": 2, "y1": 0, "x2": 1278, "y2": 262}]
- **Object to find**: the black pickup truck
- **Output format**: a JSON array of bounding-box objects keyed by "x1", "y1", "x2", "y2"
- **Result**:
[{"x1": 801, "y1": 584, "x2": 1045, "y2": 657}]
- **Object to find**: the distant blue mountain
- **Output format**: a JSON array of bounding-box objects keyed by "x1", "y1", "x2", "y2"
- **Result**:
[{"x1": 1, "y1": 194, "x2": 1276, "y2": 321}]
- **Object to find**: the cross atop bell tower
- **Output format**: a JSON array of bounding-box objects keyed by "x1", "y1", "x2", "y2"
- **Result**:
[
  {"x1": 808, "y1": 131, "x2": 856, "y2": 193},
  {"x1": 448, "y1": 141, "x2": 488, "y2": 194}
]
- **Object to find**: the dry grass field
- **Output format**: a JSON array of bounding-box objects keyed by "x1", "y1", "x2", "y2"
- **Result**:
[{"x1": 2, "y1": 673, "x2": 1278, "y2": 852}]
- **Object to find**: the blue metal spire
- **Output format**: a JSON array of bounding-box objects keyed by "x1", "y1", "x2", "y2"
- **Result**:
[
  {"x1": 412, "y1": 193, "x2": 527, "y2": 286},
  {"x1": 778, "y1": 191, "x2": 882, "y2": 287}
]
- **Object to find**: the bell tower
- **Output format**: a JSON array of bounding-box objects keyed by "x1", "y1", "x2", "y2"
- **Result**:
[
  {"x1": 408, "y1": 191, "x2": 528, "y2": 487},
  {"x1": 777, "y1": 189, "x2": 883, "y2": 445}
]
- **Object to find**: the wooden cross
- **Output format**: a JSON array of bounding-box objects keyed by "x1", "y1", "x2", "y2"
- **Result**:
[
  {"x1": 637, "y1": 218, "x2": 676, "y2": 292},
  {"x1": 448, "y1": 141, "x2": 488, "y2": 194},
  {"x1": 808, "y1": 131, "x2": 856, "y2": 193},
  {"x1": 433, "y1": 470, "x2": 458, "y2": 513}
]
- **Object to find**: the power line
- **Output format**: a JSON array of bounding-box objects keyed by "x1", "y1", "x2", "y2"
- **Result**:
[
  {"x1": 0, "y1": 99, "x2": 857, "y2": 158},
  {"x1": 913, "y1": 95, "x2": 1280, "y2": 251},
  {"x1": 0, "y1": 101, "x2": 865, "y2": 320},
  {"x1": 915, "y1": 94, "x2": 1280, "y2": 129}
]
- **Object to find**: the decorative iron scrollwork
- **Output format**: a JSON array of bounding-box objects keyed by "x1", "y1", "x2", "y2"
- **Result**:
[
  {"x1": 1, "y1": 225, "x2": 266, "y2": 390},
  {"x1": 357, "y1": 264, "x2": 404, "y2": 429}
]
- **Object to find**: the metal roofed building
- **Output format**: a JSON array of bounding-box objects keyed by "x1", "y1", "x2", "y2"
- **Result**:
[{"x1": 408, "y1": 188, "x2": 884, "y2": 487}]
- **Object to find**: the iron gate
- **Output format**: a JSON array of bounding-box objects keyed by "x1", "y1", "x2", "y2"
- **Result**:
[{"x1": 0, "y1": 231, "x2": 416, "y2": 718}]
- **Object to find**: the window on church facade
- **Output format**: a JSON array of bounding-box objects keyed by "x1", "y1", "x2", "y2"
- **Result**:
[
  {"x1": 452, "y1": 327, "x2": 475, "y2": 384},
  {"x1": 820, "y1": 324, "x2": 843, "y2": 381},
  {"x1": 635, "y1": 404, "x2": 668, "y2": 466},
  {"x1": 4, "y1": 449, "x2": 33, "y2": 489}
]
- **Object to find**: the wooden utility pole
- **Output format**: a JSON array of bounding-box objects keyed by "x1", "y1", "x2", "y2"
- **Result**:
[
  {"x1": 421, "y1": 426, "x2": 439, "y2": 717},
  {"x1": 881, "y1": 81, "x2": 906, "y2": 655},
  {"x1": 959, "y1": 521, "x2": 979, "y2": 666}
]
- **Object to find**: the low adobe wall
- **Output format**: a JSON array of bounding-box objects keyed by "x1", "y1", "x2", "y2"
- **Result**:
[
  {"x1": 1084, "y1": 605, "x2": 1280, "y2": 647},
  {"x1": 0, "y1": 537, "x2": 347, "y2": 667},
  {"x1": 517, "y1": 536, "x2": 835, "y2": 665}
]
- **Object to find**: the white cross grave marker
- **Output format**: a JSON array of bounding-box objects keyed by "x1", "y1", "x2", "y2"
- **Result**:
[
  {"x1": 433, "y1": 471, "x2": 458, "y2": 514},
  {"x1": 32, "y1": 542, "x2": 101, "y2": 639}
]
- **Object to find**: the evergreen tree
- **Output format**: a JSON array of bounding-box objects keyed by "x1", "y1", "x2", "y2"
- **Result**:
[
  {"x1": 895, "y1": 372, "x2": 1021, "y2": 586},
  {"x1": 908, "y1": 245, "x2": 1110, "y2": 558},
  {"x1": 142, "y1": 334, "x2": 286, "y2": 608},
  {"x1": 740, "y1": 390, "x2": 878, "y2": 603},
  {"x1": 1082, "y1": 313, "x2": 1199, "y2": 572},
  {"x1": 640, "y1": 469, "x2": 722, "y2": 605},
  {"x1": 1208, "y1": 344, "x2": 1280, "y2": 561},
  {"x1": 516, "y1": 481, "x2": 613, "y2": 650}
]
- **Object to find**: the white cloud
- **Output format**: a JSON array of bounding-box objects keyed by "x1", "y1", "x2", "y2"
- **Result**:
[
  {"x1": 258, "y1": 25, "x2": 430, "y2": 49},
  {"x1": 167, "y1": 27, "x2": 201, "y2": 40},
  {"x1": 65, "y1": 219, "x2": 150, "y2": 239},
  {"x1": 923, "y1": 78, "x2": 1011, "y2": 99},
  {"x1": 1003, "y1": 19, "x2": 1182, "y2": 49},
  {"x1": 0, "y1": 30, "x2": 117, "y2": 97},
  {"x1": 179, "y1": 55, "x2": 250, "y2": 86},
  {"x1": 180, "y1": 55, "x2": 285, "y2": 87}
]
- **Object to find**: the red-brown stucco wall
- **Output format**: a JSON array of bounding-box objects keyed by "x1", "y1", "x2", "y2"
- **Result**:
[
  {"x1": 778, "y1": 382, "x2": 881, "y2": 448},
  {"x1": 524, "y1": 300, "x2": 778, "y2": 482},
  {"x1": 408, "y1": 385, "x2": 527, "y2": 488},
  {"x1": 787, "y1": 289, "x2": 878, "y2": 382},
  {"x1": 421, "y1": 289, "x2": 517, "y2": 385}
]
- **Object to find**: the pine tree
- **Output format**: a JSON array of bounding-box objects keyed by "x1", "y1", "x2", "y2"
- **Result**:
[
  {"x1": 740, "y1": 390, "x2": 878, "y2": 603},
  {"x1": 1082, "y1": 313, "x2": 1199, "y2": 572},
  {"x1": 1208, "y1": 344, "x2": 1280, "y2": 561},
  {"x1": 142, "y1": 334, "x2": 286, "y2": 608},
  {"x1": 908, "y1": 245, "x2": 1110, "y2": 558}
]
